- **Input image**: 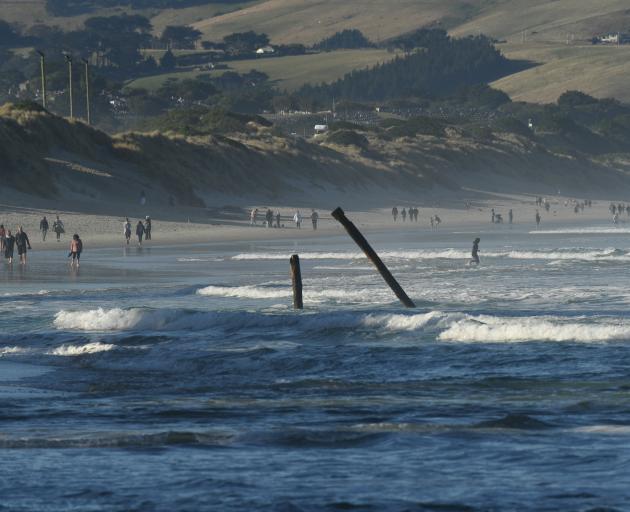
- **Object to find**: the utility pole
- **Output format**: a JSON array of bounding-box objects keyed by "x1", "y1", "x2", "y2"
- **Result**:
[
  {"x1": 82, "y1": 58, "x2": 90, "y2": 125},
  {"x1": 65, "y1": 54, "x2": 74, "y2": 119},
  {"x1": 36, "y1": 50, "x2": 47, "y2": 109}
]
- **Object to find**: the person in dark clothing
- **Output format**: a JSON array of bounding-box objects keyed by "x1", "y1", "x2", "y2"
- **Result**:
[
  {"x1": 15, "y1": 226, "x2": 31, "y2": 265},
  {"x1": 144, "y1": 216, "x2": 152, "y2": 240},
  {"x1": 392, "y1": 207, "x2": 398, "y2": 222},
  {"x1": 4, "y1": 230, "x2": 15, "y2": 264},
  {"x1": 508, "y1": 209, "x2": 513, "y2": 225},
  {"x1": 535, "y1": 210, "x2": 541, "y2": 228},
  {"x1": 311, "y1": 210, "x2": 319, "y2": 230},
  {"x1": 275, "y1": 210, "x2": 281, "y2": 228},
  {"x1": 40, "y1": 216, "x2": 49, "y2": 241},
  {"x1": 136, "y1": 221, "x2": 145, "y2": 245},
  {"x1": 266, "y1": 209, "x2": 273, "y2": 228},
  {"x1": 470, "y1": 237, "x2": 480, "y2": 265}
]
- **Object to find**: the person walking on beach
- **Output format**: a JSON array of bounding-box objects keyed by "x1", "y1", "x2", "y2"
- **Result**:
[
  {"x1": 434, "y1": 215, "x2": 441, "y2": 229},
  {"x1": 40, "y1": 216, "x2": 49, "y2": 241},
  {"x1": 401, "y1": 208, "x2": 407, "y2": 222},
  {"x1": 69, "y1": 234, "x2": 82, "y2": 267},
  {"x1": 136, "y1": 220, "x2": 145, "y2": 245},
  {"x1": 266, "y1": 208, "x2": 273, "y2": 228},
  {"x1": 15, "y1": 226, "x2": 31, "y2": 265},
  {"x1": 311, "y1": 210, "x2": 319, "y2": 230},
  {"x1": 392, "y1": 207, "x2": 398, "y2": 222},
  {"x1": 53, "y1": 215, "x2": 64, "y2": 242},
  {"x1": 0, "y1": 224, "x2": 5, "y2": 252},
  {"x1": 123, "y1": 218, "x2": 132, "y2": 245},
  {"x1": 144, "y1": 216, "x2": 152, "y2": 240},
  {"x1": 250, "y1": 208, "x2": 258, "y2": 226},
  {"x1": 491, "y1": 208, "x2": 496, "y2": 224},
  {"x1": 535, "y1": 210, "x2": 541, "y2": 229},
  {"x1": 275, "y1": 210, "x2": 281, "y2": 228},
  {"x1": 293, "y1": 210, "x2": 302, "y2": 229},
  {"x1": 470, "y1": 237, "x2": 481, "y2": 265},
  {"x1": 508, "y1": 209, "x2": 513, "y2": 225},
  {"x1": 4, "y1": 230, "x2": 15, "y2": 264}
]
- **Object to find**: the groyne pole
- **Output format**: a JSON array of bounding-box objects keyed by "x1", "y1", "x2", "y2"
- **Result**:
[
  {"x1": 331, "y1": 207, "x2": 415, "y2": 308},
  {"x1": 290, "y1": 254, "x2": 303, "y2": 309}
]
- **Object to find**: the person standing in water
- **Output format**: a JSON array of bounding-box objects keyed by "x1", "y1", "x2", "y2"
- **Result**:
[
  {"x1": 40, "y1": 216, "x2": 49, "y2": 241},
  {"x1": 392, "y1": 207, "x2": 398, "y2": 222},
  {"x1": 311, "y1": 210, "x2": 319, "y2": 230},
  {"x1": 136, "y1": 220, "x2": 145, "y2": 245},
  {"x1": 535, "y1": 210, "x2": 541, "y2": 229},
  {"x1": 470, "y1": 237, "x2": 480, "y2": 265},
  {"x1": 508, "y1": 209, "x2": 513, "y2": 225},
  {"x1": 123, "y1": 218, "x2": 132, "y2": 245},
  {"x1": 15, "y1": 226, "x2": 31, "y2": 265},
  {"x1": 69, "y1": 234, "x2": 83, "y2": 267},
  {"x1": 53, "y1": 215, "x2": 64, "y2": 242},
  {"x1": 4, "y1": 229, "x2": 15, "y2": 264},
  {"x1": 144, "y1": 216, "x2": 152, "y2": 240},
  {"x1": 401, "y1": 208, "x2": 407, "y2": 222}
]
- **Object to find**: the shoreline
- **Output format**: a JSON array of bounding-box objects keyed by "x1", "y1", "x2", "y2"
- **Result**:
[{"x1": 0, "y1": 194, "x2": 625, "y2": 252}]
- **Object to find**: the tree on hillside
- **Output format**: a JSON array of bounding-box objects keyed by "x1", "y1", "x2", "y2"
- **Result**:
[
  {"x1": 84, "y1": 13, "x2": 152, "y2": 35},
  {"x1": 313, "y1": 29, "x2": 374, "y2": 51},
  {"x1": 223, "y1": 31, "x2": 269, "y2": 55},
  {"x1": 160, "y1": 49, "x2": 176, "y2": 70},
  {"x1": 0, "y1": 20, "x2": 22, "y2": 47},
  {"x1": 557, "y1": 90, "x2": 599, "y2": 108},
  {"x1": 161, "y1": 25, "x2": 202, "y2": 50}
]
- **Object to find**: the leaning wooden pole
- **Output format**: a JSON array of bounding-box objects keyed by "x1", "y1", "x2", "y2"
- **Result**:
[
  {"x1": 331, "y1": 207, "x2": 415, "y2": 308},
  {"x1": 290, "y1": 254, "x2": 303, "y2": 309}
]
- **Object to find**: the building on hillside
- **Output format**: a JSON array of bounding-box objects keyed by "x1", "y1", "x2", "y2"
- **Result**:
[
  {"x1": 594, "y1": 33, "x2": 630, "y2": 45},
  {"x1": 256, "y1": 46, "x2": 275, "y2": 55},
  {"x1": 314, "y1": 124, "x2": 328, "y2": 136}
]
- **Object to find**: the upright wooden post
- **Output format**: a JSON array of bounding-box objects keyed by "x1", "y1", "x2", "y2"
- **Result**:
[
  {"x1": 290, "y1": 254, "x2": 303, "y2": 309},
  {"x1": 331, "y1": 207, "x2": 415, "y2": 308}
]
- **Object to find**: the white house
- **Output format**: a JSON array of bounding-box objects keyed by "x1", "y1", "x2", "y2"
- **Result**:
[{"x1": 256, "y1": 46, "x2": 275, "y2": 55}]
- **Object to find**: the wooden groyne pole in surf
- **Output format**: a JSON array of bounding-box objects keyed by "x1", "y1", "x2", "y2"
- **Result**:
[
  {"x1": 290, "y1": 254, "x2": 304, "y2": 309},
  {"x1": 331, "y1": 207, "x2": 416, "y2": 308}
]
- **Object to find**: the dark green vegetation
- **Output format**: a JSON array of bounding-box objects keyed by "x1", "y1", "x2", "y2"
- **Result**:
[
  {"x1": 313, "y1": 30, "x2": 375, "y2": 51},
  {"x1": 298, "y1": 29, "x2": 520, "y2": 103}
]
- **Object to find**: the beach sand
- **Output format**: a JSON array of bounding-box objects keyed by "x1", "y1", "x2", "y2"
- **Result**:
[{"x1": 0, "y1": 192, "x2": 621, "y2": 251}]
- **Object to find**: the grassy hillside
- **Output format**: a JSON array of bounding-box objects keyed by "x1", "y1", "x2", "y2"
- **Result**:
[
  {"x1": 191, "y1": 0, "x2": 481, "y2": 45},
  {"x1": 492, "y1": 43, "x2": 630, "y2": 104},
  {"x1": 126, "y1": 49, "x2": 398, "y2": 92}
]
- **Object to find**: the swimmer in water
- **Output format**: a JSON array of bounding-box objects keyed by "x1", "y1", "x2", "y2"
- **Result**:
[{"x1": 470, "y1": 237, "x2": 480, "y2": 265}]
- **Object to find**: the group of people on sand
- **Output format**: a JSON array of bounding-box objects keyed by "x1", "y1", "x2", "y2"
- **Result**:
[
  {"x1": 0, "y1": 225, "x2": 32, "y2": 265},
  {"x1": 490, "y1": 208, "x2": 514, "y2": 225},
  {"x1": 391, "y1": 207, "x2": 420, "y2": 223},
  {"x1": 0, "y1": 215, "x2": 82, "y2": 267},
  {"x1": 124, "y1": 216, "x2": 152, "y2": 246},
  {"x1": 250, "y1": 208, "x2": 319, "y2": 230},
  {"x1": 38, "y1": 215, "x2": 66, "y2": 242}
]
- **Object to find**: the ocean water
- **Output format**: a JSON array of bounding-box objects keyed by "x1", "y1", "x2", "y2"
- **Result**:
[{"x1": 1, "y1": 222, "x2": 630, "y2": 511}]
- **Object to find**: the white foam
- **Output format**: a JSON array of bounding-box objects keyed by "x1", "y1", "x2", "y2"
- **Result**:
[
  {"x1": 363, "y1": 311, "x2": 450, "y2": 331},
  {"x1": 54, "y1": 308, "x2": 149, "y2": 331},
  {"x1": 232, "y1": 248, "x2": 630, "y2": 262},
  {"x1": 439, "y1": 315, "x2": 630, "y2": 342},
  {"x1": 197, "y1": 285, "x2": 389, "y2": 303},
  {"x1": 1, "y1": 290, "x2": 50, "y2": 298},
  {"x1": 0, "y1": 346, "x2": 28, "y2": 356},
  {"x1": 532, "y1": 227, "x2": 630, "y2": 235},
  {"x1": 49, "y1": 342, "x2": 116, "y2": 356},
  {"x1": 197, "y1": 285, "x2": 292, "y2": 299}
]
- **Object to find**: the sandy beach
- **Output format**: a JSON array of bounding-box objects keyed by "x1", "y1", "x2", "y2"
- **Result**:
[{"x1": 0, "y1": 191, "x2": 623, "y2": 252}]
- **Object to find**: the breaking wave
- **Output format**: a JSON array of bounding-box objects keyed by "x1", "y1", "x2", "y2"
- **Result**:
[
  {"x1": 197, "y1": 285, "x2": 390, "y2": 303},
  {"x1": 231, "y1": 248, "x2": 630, "y2": 262},
  {"x1": 49, "y1": 342, "x2": 117, "y2": 356},
  {"x1": 53, "y1": 307, "x2": 629, "y2": 343},
  {"x1": 439, "y1": 315, "x2": 630, "y2": 342}
]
